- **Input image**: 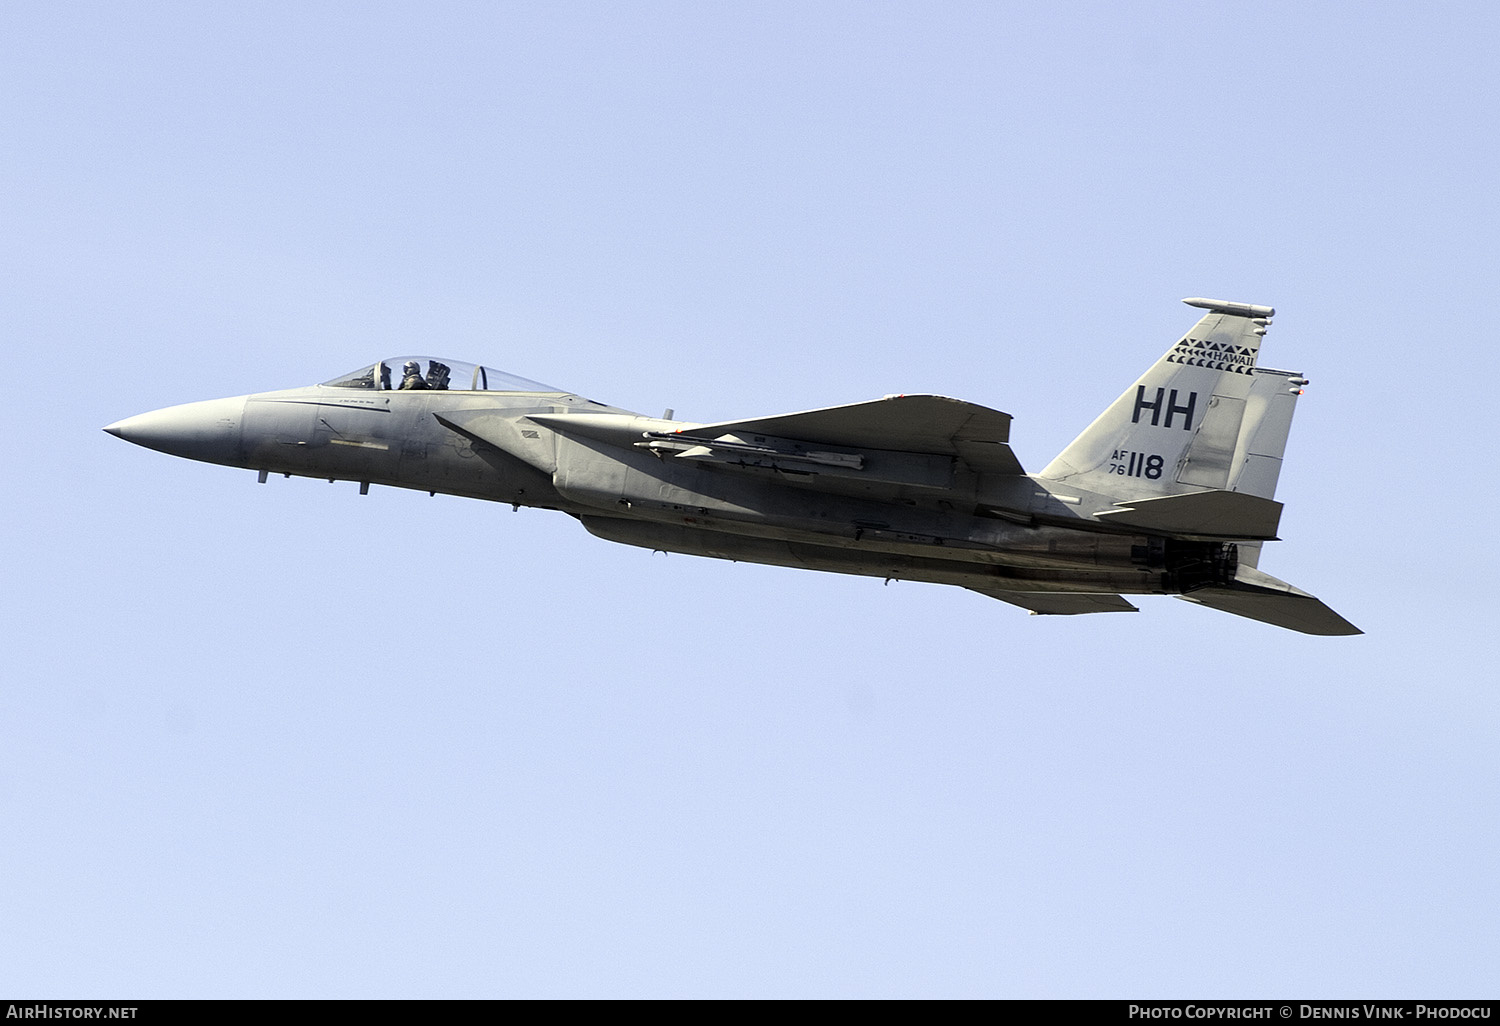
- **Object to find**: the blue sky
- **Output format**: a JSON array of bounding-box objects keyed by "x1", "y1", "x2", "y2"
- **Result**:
[{"x1": 3, "y1": 1, "x2": 1497, "y2": 997}]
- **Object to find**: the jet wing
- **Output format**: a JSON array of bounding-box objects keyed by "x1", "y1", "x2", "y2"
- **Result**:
[
  {"x1": 967, "y1": 587, "x2": 1139, "y2": 615},
  {"x1": 672, "y1": 394, "x2": 1024, "y2": 475}
]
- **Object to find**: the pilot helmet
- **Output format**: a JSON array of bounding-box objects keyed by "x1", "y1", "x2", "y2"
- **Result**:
[{"x1": 404, "y1": 361, "x2": 421, "y2": 373}]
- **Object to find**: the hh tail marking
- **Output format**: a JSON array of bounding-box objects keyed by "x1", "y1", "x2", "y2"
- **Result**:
[{"x1": 1132, "y1": 386, "x2": 1197, "y2": 430}]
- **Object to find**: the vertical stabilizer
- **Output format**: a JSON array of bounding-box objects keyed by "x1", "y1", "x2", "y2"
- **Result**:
[
  {"x1": 1224, "y1": 363, "x2": 1304, "y2": 500},
  {"x1": 1039, "y1": 298, "x2": 1302, "y2": 506}
]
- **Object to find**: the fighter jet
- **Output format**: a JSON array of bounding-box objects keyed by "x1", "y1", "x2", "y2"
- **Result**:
[{"x1": 104, "y1": 298, "x2": 1359, "y2": 635}]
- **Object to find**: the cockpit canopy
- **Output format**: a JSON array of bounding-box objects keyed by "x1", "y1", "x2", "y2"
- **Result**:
[{"x1": 322, "y1": 357, "x2": 560, "y2": 393}]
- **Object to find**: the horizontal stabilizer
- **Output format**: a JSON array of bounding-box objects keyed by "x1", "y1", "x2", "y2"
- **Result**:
[
  {"x1": 682, "y1": 395, "x2": 1024, "y2": 475},
  {"x1": 968, "y1": 587, "x2": 1139, "y2": 616},
  {"x1": 1178, "y1": 565, "x2": 1361, "y2": 635},
  {"x1": 1094, "y1": 489, "x2": 1283, "y2": 539}
]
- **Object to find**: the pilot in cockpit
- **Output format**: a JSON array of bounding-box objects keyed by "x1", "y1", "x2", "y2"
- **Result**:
[{"x1": 399, "y1": 360, "x2": 429, "y2": 390}]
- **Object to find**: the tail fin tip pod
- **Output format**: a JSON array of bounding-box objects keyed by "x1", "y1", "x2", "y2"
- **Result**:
[{"x1": 1181, "y1": 297, "x2": 1275, "y2": 318}]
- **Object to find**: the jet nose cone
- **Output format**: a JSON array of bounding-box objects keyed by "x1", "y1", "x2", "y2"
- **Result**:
[{"x1": 103, "y1": 396, "x2": 247, "y2": 465}]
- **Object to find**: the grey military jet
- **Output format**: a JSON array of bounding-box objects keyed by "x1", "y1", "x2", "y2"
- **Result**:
[{"x1": 104, "y1": 298, "x2": 1358, "y2": 635}]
